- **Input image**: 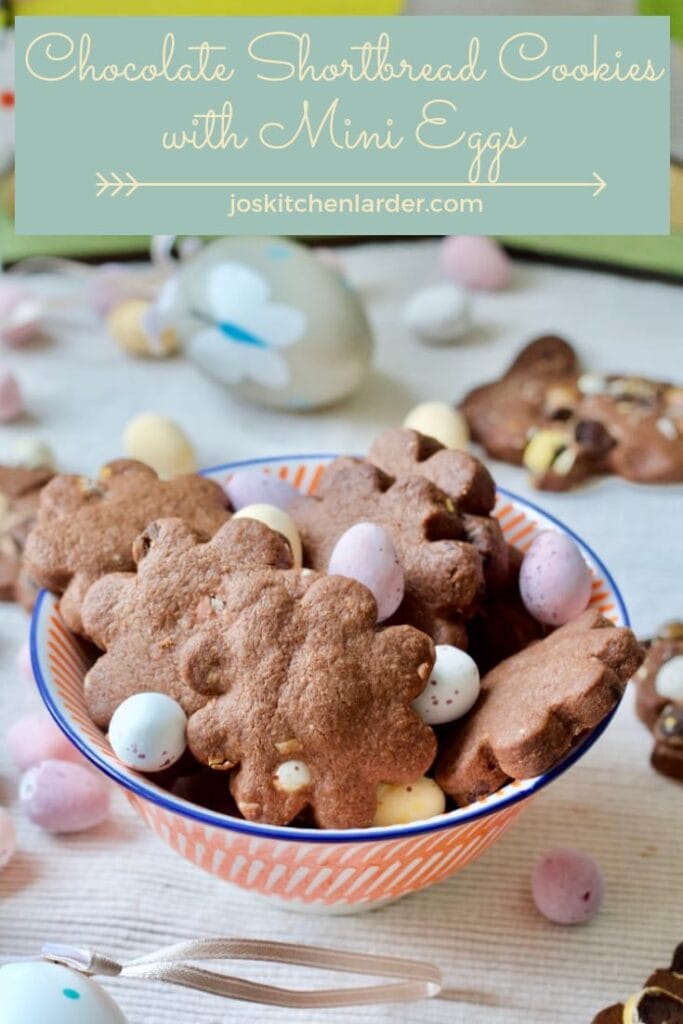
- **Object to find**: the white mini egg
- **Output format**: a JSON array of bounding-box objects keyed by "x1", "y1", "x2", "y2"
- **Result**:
[
  {"x1": 0, "y1": 961, "x2": 128, "y2": 1024},
  {"x1": 373, "y1": 778, "x2": 446, "y2": 827},
  {"x1": 413, "y1": 645, "x2": 480, "y2": 726},
  {"x1": 274, "y1": 760, "x2": 311, "y2": 793},
  {"x1": 232, "y1": 503, "x2": 302, "y2": 568},
  {"x1": 12, "y1": 437, "x2": 56, "y2": 471},
  {"x1": 108, "y1": 692, "x2": 187, "y2": 772},
  {"x1": 403, "y1": 282, "x2": 471, "y2": 345},
  {"x1": 655, "y1": 655, "x2": 683, "y2": 703},
  {"x1": 122, "y1": 413, "x2": 196, "y2": 478},
  {"x1": 403, "y1": 401, "x2": 470, "y2": 451}
]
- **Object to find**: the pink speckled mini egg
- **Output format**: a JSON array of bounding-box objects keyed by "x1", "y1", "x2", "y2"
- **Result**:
[
  {"x1": 19, "y1": 760, "x2": 110, "y2": 833},
  {"x1": 441, "y1": 236, "x2": 511, "y2": 291},
  {"x1": 519, "y1": 531, "x2": 592, "y2": 626},
  {"x1": 532, "y1": 847, "x2": 604, "y2": 925},
  {"x1": 8, "y1": 713, "x2": 85, "y2": 771}
]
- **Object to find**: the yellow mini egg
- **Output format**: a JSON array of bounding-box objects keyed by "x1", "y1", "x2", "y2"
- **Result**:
[
  {"x1": 107, "y1": 299, "x2": 179, "y2": 359},
  {"x1": 122, "y1": 413, "x2": 196, "y2": 478},
  {"x1": 403, "y1": 401, "x2": 470, "y2": 451},
  {"x1": 372, "y1": 777, "x2": 446, "y2": 827},
  {"x1": 522, "y1": 428, "x2": 570, "y2": 477},
  {"x1": 232, "y1": 503, "x2": 302, "y2": 568}
]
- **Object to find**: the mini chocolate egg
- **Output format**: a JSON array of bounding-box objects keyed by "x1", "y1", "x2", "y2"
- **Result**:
[
  {"x1": 224, "y1": 469, "x2": 299, "y2": 511},
  {"x1": 373, "y1": 778, "x2": 446, "y2": 827},
  {"x1": 0, "y1": 808, "x2": 16, "y2": 870},
  {"x1": 172, "y1": 236, "x2": 373, "y2": 410},
  {"x1": 107, "y1": 299, "x2": 179, "y2": 359},
  {"x1": 233, "y1": 503, "x2": 302, "y2": 568},
  {"x1": 20, "y1": 760, "x2": 110, "y2": 834},
  {"x1": 532, "y1": 847, "x2": 604, "y2": 925},
  {"x1": 0, "y1": 368, "x2": 22, "y2": 422},
  {"x1": 328, "y1": 522, "x2": 404, "y2": 622},
  {"x1": 122, "y1": 413, "x2": 196, "y2": 478},
  {"x1": 108, "y1": 692, "x2": 187, "y2": 772},
  {"x1": 8, "y1": 713, "x2": 84, "y2": 771},
  {"x1": 413, "y1": 645, "x2": 480, "y2": 726},
  {"x1": 441, "y1": 235, "x2": 511, "y2": 291},
  {"x1": 0, "y1": 283, "x2": 42, "y2": 348},
  {"x1": 12, "y1": 437, "x2": 55, "y2": 471},
  {"x1": 274, "y1": 760, "x2": 312, "y2": 794},
  {"x1": 0, "y1": 961, "x2": 128, "y2": 1024},
  {"x1": 519, "y1": 531, "x2": 592, "y2": 626},
  {"x1": 403, "y1": 282, "x2": 471, "y2": 346},
  {"x1": 403, "y1": 401, "x2": 470, "y2": 451},
  {"x1": 655, "y1": 655, "x2": 683, "y2": 703}
]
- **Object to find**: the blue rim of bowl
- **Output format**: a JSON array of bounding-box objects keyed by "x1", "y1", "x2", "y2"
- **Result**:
[{"x1": 32, "y1": 454, "x2": 629, "y2": 846}]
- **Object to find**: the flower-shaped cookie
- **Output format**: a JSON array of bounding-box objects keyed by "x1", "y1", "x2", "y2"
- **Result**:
[
  {"x1": 23, "y1": 459, "x2": 231, "y2": 636},
  {"x1": 182, "y1": 571, "x2": 437, "y2": 829},
  {"x1": 291, "y1": 439, "x2": 496, "y2": 647},
  {"x1": 436, "y1": 609, "x2": 644, "y2": 805},
  {"x1": 460, "y1": 335, "x2": 683, "y2": 489},
  {"x1": 0, "y1": 464, "x2": 53, "y2": 605},
  {"x1": 82, "y1": 517, "x2": 293, "y2": 728}
]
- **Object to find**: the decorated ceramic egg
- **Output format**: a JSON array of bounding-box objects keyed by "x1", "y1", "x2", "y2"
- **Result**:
[
  {"x1": 0, "y1": 961, "x2": 128, "y2": 1024},
  {"x1": 172, "y1": 237, "x2": 373, "y2": 410}
]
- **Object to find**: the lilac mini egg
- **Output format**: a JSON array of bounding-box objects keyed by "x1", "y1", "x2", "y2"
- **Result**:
[
  {"x1": 8, "y1": 713, "x2": 84, "y2": 771},
  {"x1": 224, "y1": 469, "x2": 299, "y2": 512},
  {"x1": 532, "y1": 846, "x2": 605, "y2": 925},
  {"x1": 19, "y1": 760, "x2": 110, "y2": 834},
  {"x1": 519, "y1": 531, "x2": 592, "y2": 626},
  {"x1": 328, "y1": 523, "x2": 404, "y2": 623},
  {"x1": 441, "y1": 235, "x2": 511, "y2": 291}
]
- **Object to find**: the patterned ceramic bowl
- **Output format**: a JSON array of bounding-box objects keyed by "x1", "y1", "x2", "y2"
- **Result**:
[{"x1": 32, "y1": 454, "x2": 629, "y2": 914}]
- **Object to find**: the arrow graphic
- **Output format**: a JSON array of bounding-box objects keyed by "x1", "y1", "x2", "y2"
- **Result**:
[
  {"x1": 95, "y1": 172, "x2": 607, "y2": 199},
  {"x1": 95, "y1": 171, "x2": 140, "y2": 198}
]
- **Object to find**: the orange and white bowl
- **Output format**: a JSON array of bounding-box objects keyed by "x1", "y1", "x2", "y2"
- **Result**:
[{"x1": 32, "y1": 454, "x2": 629, "y2": 914}]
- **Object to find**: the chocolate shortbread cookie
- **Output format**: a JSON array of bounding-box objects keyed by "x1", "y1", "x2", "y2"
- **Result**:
[
  {"x1": 82, "y1": 517, "x2": 292, "y2": 728},
  {"x1": 0, "y1": 464, "x2": 53, "y2": 606},
  {"x1": 436, "y1": 608, "x2": 643, "y2": 805},
  {"x1": 460, "y1": 335, "x2": 683, "y2": 489},
  {"x1": 183, "y1": 571, "x2": 437, "y2": 829},
  {"x1": 23, "y1": 459, "x2": 231, "y2": 636},
  {"x1": 592, "y1": 943, "x2": 683, "y2": 1024},
  {"x1": 291, "y1": 431, "x2": 503, "y2": 647}
]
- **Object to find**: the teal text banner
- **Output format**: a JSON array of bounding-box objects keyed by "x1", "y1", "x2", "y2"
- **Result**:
[{"x1": 14, "y1": 16, "x2": 670, "y2": 236}]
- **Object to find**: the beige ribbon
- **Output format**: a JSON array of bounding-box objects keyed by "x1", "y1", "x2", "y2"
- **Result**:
[{"x1": 42, "y1": 937, "x2": 443, "y2": 1009}]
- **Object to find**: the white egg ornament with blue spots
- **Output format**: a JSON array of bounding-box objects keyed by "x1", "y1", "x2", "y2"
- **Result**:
[
  {"x1": 0, "y1": 961, "x2": 128, "y2": 1024},
  {"x1": 171, "y1": 237, "x2": 373, "y2": 410},
  {"x1": 108, "y1": 692, "x2": 187, "y2": 772},
  {"x1": 413, "y1": 645, "x2": 480, "y2": 726}
]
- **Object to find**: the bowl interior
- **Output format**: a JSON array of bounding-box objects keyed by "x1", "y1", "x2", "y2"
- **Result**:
[{"x1": 32, "y1": 454, "x2": 629, "y2": 845}]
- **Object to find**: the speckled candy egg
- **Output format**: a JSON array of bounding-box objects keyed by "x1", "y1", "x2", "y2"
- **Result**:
[
  {"x1": 373, "y1": 778, "x2": 446, "y2": 827},
  {"x1": 532, "y1": 847, "x2": 605, "y2": 925},
  {"x1": 413, "y1": 645, "x2": 480, "y2": 726},
  {"x1": 233, "y1": 503, "x2": 302, "y2": 569},
  {"x1": 655, "y1": 655, "x2": 683, "y2": 703},
  {"x1": 20, "y1": 760, "x2": 110, "y2": 833},
  {"x1": 519, "y1": 531, "x2": 592, "y2": 626},
  {"x1": 403, "y1": 282, "x2": 471, "y2": 345},
  {"x1": 0, "y1": 807, "x2": 16, "y2": 870},
  {"x1": 122, "y1": 413, "x2": 196, "y2": 478},
  {"x1": 108, "y1": 692, "x2": 187, "y2": 772},
  {"x1": 8, "y1": 713, "x2": 84, "y2": 771},
  {"x1": 403, "y1": 401, "x2": 470, "y2": 451},
  {"x1": 328, "y1": 522, "x2": 404, "y2": 622},
  {"x1": 172, "y1": 237, "x2": 373, "y2": 410},
  {"x1": 107, "y1": 298, "x2": 179, "y2": 359},
  {"x1": 0, "y1": 961, "x2": 128, "y2": 1024},
  {"x1": 441, "y1": 235, "x2": 511, "y2": 291},
  {"x1": 224, "y1": 469, "x2": 298, "y2": 511}
]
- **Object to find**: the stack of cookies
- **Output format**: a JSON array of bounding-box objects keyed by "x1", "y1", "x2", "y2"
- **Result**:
[{"x1": 18, "y1": 428, "x2": 644, "y2": 831}]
